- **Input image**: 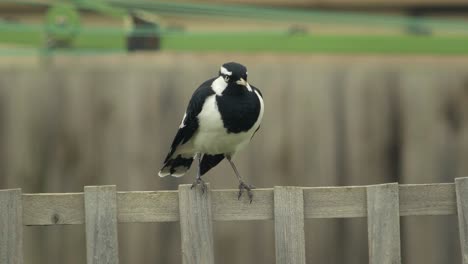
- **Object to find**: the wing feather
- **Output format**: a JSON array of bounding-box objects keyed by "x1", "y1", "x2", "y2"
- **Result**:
[{"x1": 162, "y1": 78, "x2": 216, "y2": 163}]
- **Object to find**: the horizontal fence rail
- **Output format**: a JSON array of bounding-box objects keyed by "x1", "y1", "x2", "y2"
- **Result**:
[
  {"x1": 19, "y1": 183, "x2": 456, "y2": 225},
  {"x1": 1, "y1": 177, "x2": 468, "y2": 264}
]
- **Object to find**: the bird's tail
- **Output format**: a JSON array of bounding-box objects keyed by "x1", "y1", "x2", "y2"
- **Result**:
[{"x1": 158, "y1": 154, "x2": 194, "y2": 177}]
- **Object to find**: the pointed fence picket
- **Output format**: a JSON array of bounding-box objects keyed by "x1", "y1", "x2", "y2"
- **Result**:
[{"x1": 1, "y1": 177, "x2": 468, "y2": 264}]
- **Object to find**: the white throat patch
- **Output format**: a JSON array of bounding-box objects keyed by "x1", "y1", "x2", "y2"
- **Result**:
[
  {"x1": 220, "y1": 66, "x2": 232, "y2": 76},
  {"x1": 211, "y1": 76, "x2": 228, "y2": 95}
]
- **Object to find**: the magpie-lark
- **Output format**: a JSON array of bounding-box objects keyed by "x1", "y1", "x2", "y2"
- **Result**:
[{"x1": 158, "y1": 62, "x2": 264, "y2": 202}]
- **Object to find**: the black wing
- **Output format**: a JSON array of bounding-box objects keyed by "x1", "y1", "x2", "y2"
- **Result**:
[{"x1": 163, "y1": 78, "x2": 216, "y2": 163}]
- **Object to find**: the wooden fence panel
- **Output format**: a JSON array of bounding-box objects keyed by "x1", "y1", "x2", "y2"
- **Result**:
[
  {"x1": 400, "y1": 68, "x2": 464, "y2": 264},
  {"x1": 2, "y1": 179, "x2": 468, "y2": 263},
  {"x1": 178, "y1": 184, "x2": 215, "y2": 264},
  {"x1": 2, "y1": 55, "x2": 468, "y2": 264},
  {"x1": 367, "y1": 183, "x2": 401, "y2": 264},
  {"x1": 84, "y1": 185, "x2": 119, "y2": 264},
  {"x1": 274, "y1": 186, "x2": 306, "y2": 264},
  {"x1": 456, "y1": 177, "x2": 468, "y2": 264},
  {"x1": 0, "y1": 189, "x2": 23, "y2": 264},
  {"x1": 17, "y1": 183, "x2": 459, "y2": 226}
]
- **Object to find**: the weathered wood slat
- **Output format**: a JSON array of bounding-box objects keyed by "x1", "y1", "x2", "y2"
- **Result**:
[
  {"x1": 274, "y1": 186, "x2": 306, "y2": 264},
  {"x1": 23, "y1": 193, "x2": 84, "y2": 225},
  {"x1": 0, "y1": 189, "x2": 23, "y2": 264},
  {"x1": 84, "y1": 186, "x2": 119, "y2": 264},
  {"x1": 399, "y1": 183, "x2": 456, "y2": 216},
  {"x1": 118, "y1": 191, "x2": 179, "y2": 222},
  {"x1": 212, "y1": 188, "x2": 273, "y2": 220},
  {"x1": 456, "y1": 177, "x2": 468, "y2": 264},
  {"x1": 367, "y1": 183, "x2": 401, "y2": 264},
  {"x1": 178, "y1": 184, "x2": 215, "y2": 264},
  {"x1": 18, "y1": 183, "x2": 458, "y2": 225},
  {"x1": 303, "y1": 185, "x2": 367, "y2": 218}
]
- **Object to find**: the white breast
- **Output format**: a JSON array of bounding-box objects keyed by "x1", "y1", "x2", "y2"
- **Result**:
[{"x1": 192, "y1": 92, "x2": 264, "y2": 155}]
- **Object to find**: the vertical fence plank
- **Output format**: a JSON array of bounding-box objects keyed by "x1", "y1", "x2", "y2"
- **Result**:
[
  {"x1": 367, "y1": 183, "x2": 401, "y2": 264},
  {"x1": 84, "y1": 185, "x2": 119, "y2": 264},
  {"x1": 456, "y1": 177, "x2": 468, "y2": 264},
  {"x1": 178, "y1": 184, "x2": 214, "y2": 264},
  {"x1": 0, "y1": 189, "x2": 23, "y2": 264},
  {"x1": 274, "y1": 186, "x2": 306, "y2": 264}
]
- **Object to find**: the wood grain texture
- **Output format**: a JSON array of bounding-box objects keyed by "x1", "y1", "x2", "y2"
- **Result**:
[
  {"x1": 23, "y1": 193, "x2": 84, "y2": 225},
  {"x1": 399, "y1": 183, "x2": 456, "y2": 216},
  {"x1": 274, "y1": 186, "x2": 306, "y2": 264},
  {"x1": 2, "y1": 54, "x2": 468, "y2": 264},
  {"x1": 399, "y1": 68, "x2": 464, "y2": 264},
  {"x1": 303, "y1": 186, "x2": 367, "y2": 218},
  {"x1": 0, "y1": 189, "x2": 23, "y2": 264},
  {"x1": 117, "y1": 191, "x2": 179, "y2": 222},
  {"x1": 367, "y1": 183, "x2": 401, "y2": 264},
  {"x1": 84, "y1": 186, "x2": 119, "y2": 264},
  {"x1": 178, "y1": 184, "x2": 214, "y2": 264},
  {"x1": 456, "y1": 177, "x2": 468, "y2": 264},
  {"x1": 212, "y1": 188, "x2": 273, "y2": 220},
  {"x1": 18, "y1": 183, "x2": 460, "y2": 225}
]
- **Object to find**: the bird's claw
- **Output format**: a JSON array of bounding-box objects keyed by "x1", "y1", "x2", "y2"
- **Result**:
[
  {"x1": 238, "y1": 182, "x2": 256, "y2": 203},
  {"x1": 191, "y1": 178, "x2": 207, "y2": 194}
]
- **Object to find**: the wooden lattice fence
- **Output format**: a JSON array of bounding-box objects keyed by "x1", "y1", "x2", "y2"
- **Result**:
[{"x1": 2, "y1": 178, "x2": 468, "y2": 264}]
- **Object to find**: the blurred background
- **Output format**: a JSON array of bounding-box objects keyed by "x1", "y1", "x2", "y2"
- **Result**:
[{"x1": 1, "y1": 0, "x2": 468, "y2": 263}]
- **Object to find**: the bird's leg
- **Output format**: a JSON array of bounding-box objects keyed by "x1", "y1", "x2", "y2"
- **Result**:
[
  {"x1": 191, "y1": 153, "x2": 207, "y2": 193},
  {"x1": 226, "y1": 156, "x2": 255, "y2": 203}
]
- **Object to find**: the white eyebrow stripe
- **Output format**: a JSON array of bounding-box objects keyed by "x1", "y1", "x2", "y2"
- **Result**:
[{"x1": 220, "y1": 66, "x2": 232, "y2": 76}]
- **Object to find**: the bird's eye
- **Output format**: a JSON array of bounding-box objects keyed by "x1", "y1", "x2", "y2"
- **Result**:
[{"x1": 224, "y1": 76, "x2": 230, "y2": 82}]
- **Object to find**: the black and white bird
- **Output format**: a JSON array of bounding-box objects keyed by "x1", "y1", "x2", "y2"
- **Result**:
[{"x1": 158, "y1": 62, "x2": 264, "y2": 202}]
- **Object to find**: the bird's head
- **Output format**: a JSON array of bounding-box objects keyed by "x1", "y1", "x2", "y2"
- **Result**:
[{"x1": 219, "y1": 62, "x2": 248, "y2": 87}]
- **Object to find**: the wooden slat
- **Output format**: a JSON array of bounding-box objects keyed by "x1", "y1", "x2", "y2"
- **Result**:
[
  {"x1": 178, "y1": 184, "x2": 215, "y2": 264},
  {"x1": 84, "y1": 186, "x2": 119, "y2": 264},
  {"x1": 367, "y1": 183, "x2": 401, "y2": 264},
  {"x1": 456, "y1": 177, "x2": 468, "y2": 264},
  {"x1": 118, "y1": 191, "x2": 179, "y2": 222},
  {"x1": 23, "y1": 193, "x2": 84, "y2": 225},
  {"x1": 303, "y1": 186, "x2": 367, "y2": 218},
  {"x1": 399, "y1": 183, "x2": 456, "y2": 216},
  {"x1": 17, "y1": 183, "x2": 459, "y2": 225},
  {"x1": 274, "y1": 186, "x2": 306, "y2": 264},
  {"x1": 0, "y1": 189, "x2": 23, "y2": 264},
  {"x1": 212, "y1": 188, "x2": 273, "y2": 220}
]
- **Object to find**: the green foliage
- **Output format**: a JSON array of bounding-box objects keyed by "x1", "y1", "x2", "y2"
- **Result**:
[{"x1": 45, "y1": 3, "x2": 81, "y2": 42}]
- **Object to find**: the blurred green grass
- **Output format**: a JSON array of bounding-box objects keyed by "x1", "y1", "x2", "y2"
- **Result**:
[
  {"x1": 2, "y1": 29, "x2": 468, "y2": 54},
  {"x1": 163, "y1": 33, "x2": 468, "y2": 54}
]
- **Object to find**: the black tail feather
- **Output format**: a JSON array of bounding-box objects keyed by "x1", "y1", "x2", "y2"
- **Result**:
[
  {"x1": 200, "y1": 154, "x2": 225, "y2": 176},
  {"x1": 158, "y1": 155, "x2": 194, "y2": 177}
]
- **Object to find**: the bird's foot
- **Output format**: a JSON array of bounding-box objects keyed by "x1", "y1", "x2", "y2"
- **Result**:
[
  {"x1": 238, "y1": 182, "x2": 256, "y2": 203},
  {"x1": 191, "y1": 177, "x2": 207, "y2": 194}
]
